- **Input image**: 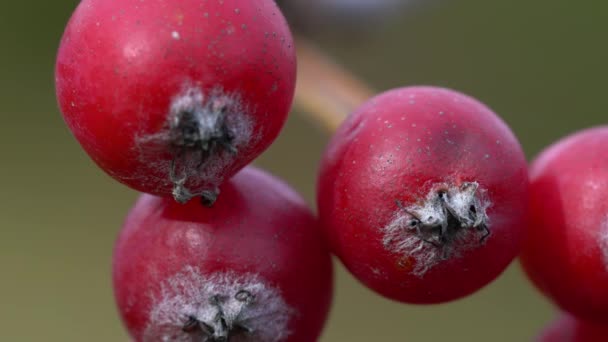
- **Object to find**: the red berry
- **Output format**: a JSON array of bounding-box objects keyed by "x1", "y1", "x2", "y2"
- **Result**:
[
  {"x1": 55, "y1": 0, "x2": 296, "y2": 204},
  {"x1": 317, "y1": 86, "x2": 528, "y2": 304},
  {"x1": 520, "y1": 127, "x2": 608, "y2": 323},
  {"x1": 113, "y1": 167, "x2": 333, "y2": 342},
  {"x1": 537, "y1": 313, "x2": 608, "y2": 342}
]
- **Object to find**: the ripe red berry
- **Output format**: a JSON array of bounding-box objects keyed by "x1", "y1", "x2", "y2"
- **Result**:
[
  {"x1": 317, "y1": 86, "x2": 528, "y2": 304},
  {"x1": 113, "y1": 167, "x2": 333, "y2": 342},
  {"x1": 55, "y1": 0, "x2": 296, "y2": 204},
  {"x1": 520, "y1": 126, "x2": 608, "y2": 323},
  {"x1": 537, "y1": 313, "x2": 608, "y2": 342}
]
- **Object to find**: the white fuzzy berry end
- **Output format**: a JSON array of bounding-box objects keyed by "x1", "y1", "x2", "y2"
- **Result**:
[
  {"x1": 135, "y1": 84, "x2": 256, "y2": 204},
  {"x1": 382, "y1": 182, "x2": 492, "y2": 276},
  {"x1": 144, "y1": 266, "x2": 294, "y2": 342}
]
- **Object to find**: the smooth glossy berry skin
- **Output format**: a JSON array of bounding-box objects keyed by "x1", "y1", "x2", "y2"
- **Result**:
[
  {"x1": 113, "y1": 167, "x2": 333, "y2": 342},
  {"x1": 56, "y1": 0, "x2": 296, "y2": 204},
  {"x1": 317, "y1": 86, "x2": 528, "y2": 304},
  {"x1": 520, "y1": 127, "x2": 608, "y2": 324},
  {"x1": 537, "y1": 313, "x2": 608, "y2": 342}
]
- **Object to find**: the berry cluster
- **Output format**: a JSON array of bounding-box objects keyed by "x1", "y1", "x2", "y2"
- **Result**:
[{"x1": 54, "y1": 0, "x2": 608, "y2": 341}]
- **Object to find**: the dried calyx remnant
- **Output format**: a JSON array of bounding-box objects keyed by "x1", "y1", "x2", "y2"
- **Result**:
[
  {"x1": 383, "y1": 182, "x2": 491, "y2": 276},
  {"x1": 182, "y1": 290, "x2": 255, "y2": 341},
  {"x1": 145, "y1": 267, "x2": 292, "y2": 342},
  {"x1": 167, "y1": 87, "x2": 244, "y2": 206},
  {"x1": 402, "y1": 182, "x2": 490, "y2": 247}
]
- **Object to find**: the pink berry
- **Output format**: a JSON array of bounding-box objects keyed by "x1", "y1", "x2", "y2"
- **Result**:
[
  {"x1": 55, "y1": 0, "x2": 296, "y2": 204},
  {"x1": 317, "y1": 86, "x2": 528, "y2": 304},
  {"x1": 113, "y1": 167, "x2": 333, "y2": 342},
  {"x1": 537, "y1": 313, "x2": 608, "y2": 342},
  {"x1": 521, "y1": 127, "x2": 608, "y2": 323}
]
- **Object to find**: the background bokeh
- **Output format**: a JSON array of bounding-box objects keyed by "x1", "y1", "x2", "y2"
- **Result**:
[{"x1": 2, "y1": 0, "x2": 607, "y2": 340}]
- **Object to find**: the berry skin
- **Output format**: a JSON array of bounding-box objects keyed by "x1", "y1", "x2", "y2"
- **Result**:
[
  {"x1": 55, "y1": 0, "x2": 296, "y2": 204},
  {"x1": 520, "y1": 127, "x2": 608, "y2": 324},
  {"x1": 113, "y1": 167, "x2": 333, "y2": 342},
  {"x1": 537, "y1": 313, "x2": 608, "y2": 342},
  {"x1": 317, "y1": 86, "x2": 528, "y2": 304}
]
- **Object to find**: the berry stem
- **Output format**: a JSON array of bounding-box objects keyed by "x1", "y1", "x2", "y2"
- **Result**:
[{"x1": 294, "y1": 37, "x2": 374, "y2": 132}]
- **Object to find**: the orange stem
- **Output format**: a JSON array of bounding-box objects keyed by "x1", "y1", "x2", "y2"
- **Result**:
[{"x1": 294, "y1": 38, "x2": 375, "y2": 133}]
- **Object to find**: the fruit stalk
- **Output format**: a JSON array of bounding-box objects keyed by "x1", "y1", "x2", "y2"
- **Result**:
[{"x1": 293, "y1": 38, "x2": 374, "y2": 132}]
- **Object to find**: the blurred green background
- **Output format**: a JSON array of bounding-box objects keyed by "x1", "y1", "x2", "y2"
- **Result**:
[{"x1": 2, "y1": 0, "x2": 607, "y2": 340}]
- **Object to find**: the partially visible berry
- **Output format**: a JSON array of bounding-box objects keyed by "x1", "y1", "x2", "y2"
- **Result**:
[
  {"x1": 521, "y1": 126, "x2": 608, "y2": 323},
  {"x1": 56, "y1": 0, "x2": 296, "y2": 204},
  {"x1": 113, "y1": 167, "x2": 333, "y2": 342},
  {"x1": 537, "y1": 313, "x2": 608, "y2": 342}
]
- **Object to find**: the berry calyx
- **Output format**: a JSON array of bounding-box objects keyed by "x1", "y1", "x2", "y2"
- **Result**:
[
  {"x1": 180, "y1": 290, "x2": 255, "y2": 340},
  {"x1": 385, "y1": 181, "x2": 491, "y2": 274},
  {"x1": 161, "y1": 87, "x2": 245, "y2": 204},
  {"x1": 145, "y1": 268, "x2": 293, "y2": 341}
]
